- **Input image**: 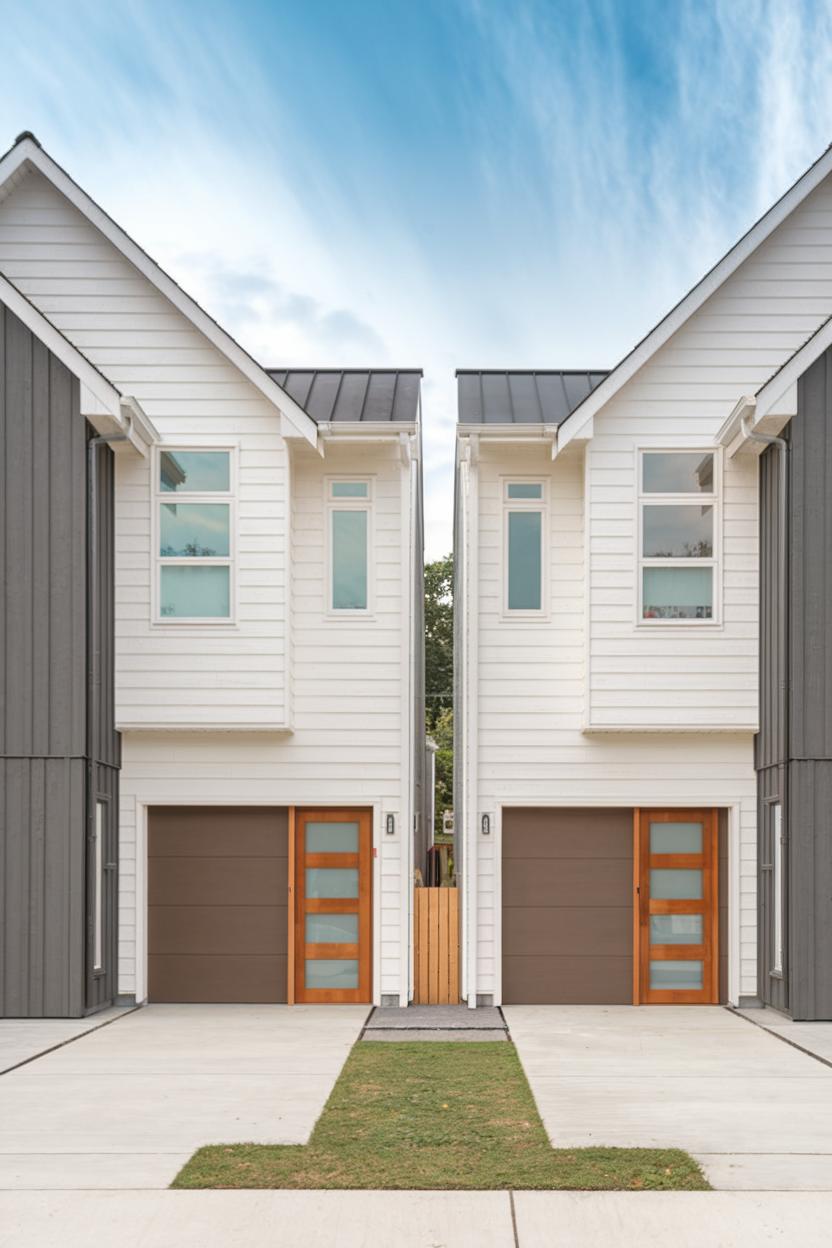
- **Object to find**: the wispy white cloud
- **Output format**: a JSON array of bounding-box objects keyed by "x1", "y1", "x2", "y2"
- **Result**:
[{"x1": 3, "y1": 1, "x2": 832, "y2": 556}]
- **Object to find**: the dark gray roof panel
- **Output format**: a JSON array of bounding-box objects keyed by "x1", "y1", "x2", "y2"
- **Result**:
[
  {"x1": 456, "y1": 370, "x2": 609, "y2": 426},
  {"x1": 267, "y1": 368, "x2": 421, "y2": 424}
]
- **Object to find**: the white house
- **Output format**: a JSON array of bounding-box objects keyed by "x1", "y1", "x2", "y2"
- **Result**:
[
  {"x1": 0, "y1": 133, "x2": 424, "y2": 1014},
  {"x1": 454, "y1": 145, "x2": 832, "y2": 1010}
]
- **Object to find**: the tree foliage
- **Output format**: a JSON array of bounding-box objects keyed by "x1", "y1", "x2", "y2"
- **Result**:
[
  {"x1": 425, "y1": 554, "x2": 453, "y2": 836},
  {"x1": 425, "y1": 553, "x2": 453, "y2": 729},
  {"x1": 430, "y1": 706, "x2": 453, "y2": 838}
]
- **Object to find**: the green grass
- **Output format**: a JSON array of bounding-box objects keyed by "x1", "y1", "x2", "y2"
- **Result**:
[{"x1": 172, "y1": 1041, "x2": 709, "y2": 1191}]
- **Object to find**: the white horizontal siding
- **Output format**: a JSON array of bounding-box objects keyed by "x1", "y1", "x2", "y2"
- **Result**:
[
  {"x1": 585, "y1": 177, "x2": 832, "y2": 730},
  {"x1": 468, "y1": 414, "x2": 757, "y2": 1000},
  {"x1": 117, "y1": 441, "x2": 409, "y2": 1001},
  {"x1": 462, "y1": 177, "x2": 832, "y2": 1003},
  {"x1": 0, "y1": 169, "x2": 413, "y2": 1002},
  {"x1": 0, "y1": 168, "x2": 290, "y2": 729}
]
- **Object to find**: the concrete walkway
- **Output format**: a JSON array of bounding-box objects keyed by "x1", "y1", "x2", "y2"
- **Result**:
[
  {"x1": 0, "y1": 1006, "x2": 131, "y2": 1073},
  {"x1": 505, "y1": 1004, "x2": 832, "y2": 1191},
  {"x1": 739, "y1": 1006, "x2": 832, "y2": 1064},
  {"x1": 2, "y1": 1190, "x2": 832, "y2": 1247},
  {"x1": 0, "y1": 1003, "x2": 367, "y2": 1191},
  {"x1": 364, "y1": 1003, "x2": 507, "y2": 1041}
]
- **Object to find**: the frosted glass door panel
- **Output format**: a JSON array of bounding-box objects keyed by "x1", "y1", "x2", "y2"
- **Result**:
[
  {"x1": 650, "y1": 961, "x2": 703, "y2": 990},
  {"x1": 305, "y1": 868, "x2": 359, "y2": 899},
  {"x1": 305, "y1": 914, "x2": 359, "y2": 944},
  {"x1": 650, "y1": 868, "x2": 703, "y2": 900},
  {"x1": 649, "y1": 822, "x2": 703, "y2": 854},
  {"x1": 650, "y1": 915, "x2": 703, "y2": 945},
  {"x1": 306, "y1": 822, "x2": 359, "y2": 853},
  {"x1": 305, "y1": 959, "x2": 359, "y2": 989}
]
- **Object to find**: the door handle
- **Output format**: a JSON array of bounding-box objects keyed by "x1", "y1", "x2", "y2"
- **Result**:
[{"x1": 104, "y1": 862, "x2": 118, "y2": 872}]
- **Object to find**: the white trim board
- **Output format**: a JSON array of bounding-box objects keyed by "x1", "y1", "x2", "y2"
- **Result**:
[
  {"x1": 0, "y1": 135, "x2": 317, "y2": 447},
  {"x1": 0, "y1": 269, "x2": 157, "y2": 453}
]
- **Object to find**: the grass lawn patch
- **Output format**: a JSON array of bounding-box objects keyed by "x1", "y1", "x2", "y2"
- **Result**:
[{"x1": 173, "y1": 1041, "x2": 709, "y2": 1191}]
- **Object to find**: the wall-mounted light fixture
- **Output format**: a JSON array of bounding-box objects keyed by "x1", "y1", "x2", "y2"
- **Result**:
[
  {"x1": 481, "y1": 814, "x2": 490, "y2": 835},
  {"x1": 386, "y1": 813, "x2": 396, "y2": 836}
]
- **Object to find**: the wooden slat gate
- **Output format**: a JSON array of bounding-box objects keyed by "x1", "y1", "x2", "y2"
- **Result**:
[{"x1": 413, "y1": 887, "x2": 459, "y2": 1004}]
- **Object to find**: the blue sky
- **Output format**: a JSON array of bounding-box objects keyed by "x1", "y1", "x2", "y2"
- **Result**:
[{"x1": 4, "y1": 0, "x2": 832, "y2": 554}]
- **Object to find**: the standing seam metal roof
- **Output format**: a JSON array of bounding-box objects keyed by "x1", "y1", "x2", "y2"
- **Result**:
[
  {"x1": 456, "y1": 369, "x2": 609, "y2": 426},
  {"x1": 267, "y1": 368, "x2": 422, "y2": 424}
]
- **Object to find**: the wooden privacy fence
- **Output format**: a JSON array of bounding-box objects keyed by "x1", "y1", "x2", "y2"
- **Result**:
[{"x1": 413, "y1": 887, "x2": 460, "y2": 1004}]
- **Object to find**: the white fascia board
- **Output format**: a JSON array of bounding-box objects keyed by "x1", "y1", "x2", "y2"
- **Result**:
[
  {"x1": 0, "y1": 139, "x2": 318, "y2": 448},
  {"x1": 1, "y1": 269, "x2": 158, "y2": 453},
  {"x1": 715, "y1": 396, "x2": 757, "y2": 451},
  {"x1": 118, "y1": 396, "x2": 160, "y2": 456},
  {"x1": 0, "y1": 269, "x2": 124, "y2": 426},
  {"x1": 555, "y1": 413, "x2": 593, "y2": 456},
  {"x1": 716, "y1": 311, "x2": 832, "y2": 455},
  {"x1": 754, "y1": 313, "x2": 832, "y2": 415},
  {"x1": 555, "y1": 143, "x2": 832, "y2": 448}
]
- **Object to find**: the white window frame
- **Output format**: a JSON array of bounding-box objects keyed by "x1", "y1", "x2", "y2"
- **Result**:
[
  {"x1": 501, "y1": 477, "x2": 547, "y2": 619},
  {"x1": 325, "y1": 476, "x2": 374, "y2": 616},
  {"x1": 152, "y1": 444, "x2": 238, "y2": 626},
  {"x1": 637, "y1": 448, "x2": 722, "y2": 627},
  {"x1": 772, "y1": 802, "x2": 784, "y2": 976}
]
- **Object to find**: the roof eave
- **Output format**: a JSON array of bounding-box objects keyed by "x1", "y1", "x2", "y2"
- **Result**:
[
  {"x1": 0, "y1": 268, "x2": 157, "y2": 453},
  {"x1": 554, "y1": 142, "x2": 832, "y2": 447},
  {"x1": 0, "y1": 137, "x2": 317, "y2": 448}
]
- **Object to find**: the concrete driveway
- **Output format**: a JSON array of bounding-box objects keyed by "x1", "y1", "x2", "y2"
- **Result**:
[
  {"x1": 0, "y1": 1003, "x2": 367, "y2": 1191},
  {"x1": 505, "y1": 1005, "x2": 832, "y2": 1191}
]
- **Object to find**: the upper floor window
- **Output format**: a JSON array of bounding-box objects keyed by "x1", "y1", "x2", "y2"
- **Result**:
[
  {"x1": 155, "y1": 448, "x2": 234, "y2": 621},
  {"x1": 504, "y1": 480, "x2": 544, "y2": 613},
  {"x1": 639, "y1": 451, "x2": 717, "y2": 624},
  {"x1": 328, "y1": 480, "x2": 370, "y2": 612}
]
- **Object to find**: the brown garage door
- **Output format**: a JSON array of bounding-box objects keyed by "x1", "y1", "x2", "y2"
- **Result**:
[
  {"x1": 148, "y1": 807, "x2": 288, "y2": 1003},
  {"x1": 502, "y1": 807, "x2": 633, "y2": 1004}
]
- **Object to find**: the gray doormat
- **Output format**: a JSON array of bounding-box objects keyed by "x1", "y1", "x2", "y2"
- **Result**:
[{"x1": 365, "y1": 1005, "x2": 506, "y2": 1031}]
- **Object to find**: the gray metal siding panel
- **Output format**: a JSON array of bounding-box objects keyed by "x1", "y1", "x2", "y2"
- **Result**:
[
  {"x1": 790, "y1": 762, "x2": 832, "y2": 1019},
  {"x1": 93, "y1": 443, "x2": 119, "y2": 768},
  {"x1": 792, "y1": 353, "x2": 832, "y2": 758},
  {"x1": 1, "y1": 758, "x2": 86, "y2": 1016},
  {"x1": 758, "y1": 346, "x2": 832, "y2": 1018},
  {"x1": 0, "y1": 299, "x2": 116, "y2": 1017}
]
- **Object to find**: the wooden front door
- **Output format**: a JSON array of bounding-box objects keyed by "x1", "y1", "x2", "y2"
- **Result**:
[
  {"x1": 294, "y1": 809, "x2": 372, "y2": 1003},
  {"x1": 636, "y1": 808, "x2": 719, "y2": 1004}
]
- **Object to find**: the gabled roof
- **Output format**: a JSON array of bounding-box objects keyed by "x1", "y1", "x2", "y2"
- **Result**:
[
  {"x1": 0, "y1": 269, "x2": 156, "y2": 453},
  {"x1": 0, "y1": 132, "x2": 317, "y2": 446},
  {"x1": 456, "y1": 370, "x2": 608, "y2": 426},
  {"x1": 555, "y1": 141, "x2": 832, "y2": 450},
  {"x1": 267, "y1": 369, "x2": 422, "y2": 424}
]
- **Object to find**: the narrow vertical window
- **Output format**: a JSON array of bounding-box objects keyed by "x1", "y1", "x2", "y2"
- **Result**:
[
  {"x1": 329, "y1": 481, "x2": 370, "y2": 611},
  {"x1": 504, "y1": 482, "x2": 544, "y2": 612},
  {"x1": 772, "y1": 803, "x2": 783, "y2": 975},
  {"x1": 639, "y1": 451, "x2": 718, "y2": 623},
  {"x1": 93, "y1": 801, "x2": 104, "y2": 972},
  {"x1": 155, "y1": 449, "x2": 233, "y2": 621}
]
